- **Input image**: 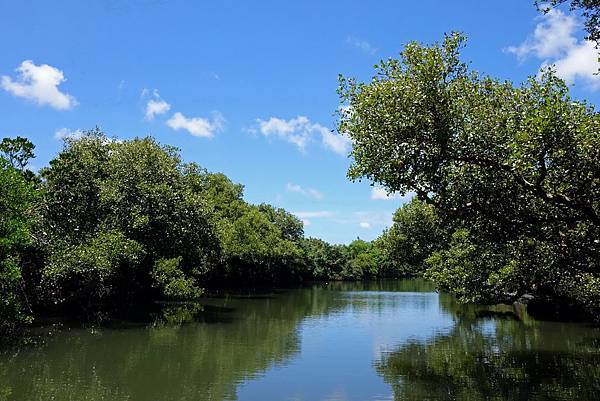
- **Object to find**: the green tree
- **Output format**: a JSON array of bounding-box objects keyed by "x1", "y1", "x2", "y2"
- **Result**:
[
  {"x1": 217, "y1": 203, "x2": 303, "y2": 283},
  {"x1": 343, "y1": 239, "x2": 380, "y2": 279},
  {"x1": 39, "y1": 131, "x2": 219, "y2": 312},
  {"x1": 0, "y1": 137, "x2": 35, "y2": 171},
  {"x1": 0, "y1": 139, "x2": 37, "y2": 335},
  {"x1": 42, "y1": 231, "x2": 145, "y2": 312},
  {"x1": 257, "y1": 204, "x2": 304, "y2": 243},
  {"x1": 301, "y1": 238, "x2": 346, "y2": 280},
  {"x1": 338, "y1": 33, "x2": 600, "y2": 317},
  {"x1": 376, "y1": 198, "x2": 444, "y2": 277}
]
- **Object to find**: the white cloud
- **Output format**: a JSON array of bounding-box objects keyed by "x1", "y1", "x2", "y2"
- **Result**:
[
  {"x1": 506, "y1": 8, "x2": 577, "y2": 60},
  {"x1": 505, "y1": 8, "x2": 599, "y2": 89},
  {"x1": 371, "y1": 187, "x2": 413, "y2": 201},
  {"x1": 256, "y1": 116, "x2": 312, "y2": 150},
  {"x1": 1, "y1": 60, "x2": 78, "y2": 110},
  {"x1": 322, "y1": 130, "x2": 352, "y2": 155},
  {"x1": 293, "y1": 210, "x2": 332, "y2": 230},
  {"x1": 307, "y1": 188, "x2": 324, "y2": 199},
  {"x1": 166, "y1": 111, "x2": 224, "y2": 138},
  {"x1": 546, "y1": 41, "x2": 599, "y2": 88},
  {"x1": 146, "y1": 99, "x2": 171, "y2": 120},
  {"x1": 286, "y1": 183, "x2": 324, "y2": 199},
  {"x1": 54, "y1": 127, "x2": 83, "y2": 141},
  {"x1": 144, "y1": 90, "x2": 171, "y2": 120},
  {"x1": 346, "y1": 36, "x2": 377, "y2": 55},
  {"x1": 292, "y1": 211, "x2": 334, "y2": 219},
  {"x1": 359, "y1": 221, "x2": 371, "y2": 229},
  {"x1": 254, "y1": 116, "x2": 351, "y2": 155},
  {"x1": 287, "y1": 183, "x2": 302, "y2": 192}
]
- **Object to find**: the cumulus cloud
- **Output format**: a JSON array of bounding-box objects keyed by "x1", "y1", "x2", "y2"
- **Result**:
[
  {"x1": 254, "y1": 116, "x2": 351, "y2": 155},
  {"x1": 346, "y1": 36, "x2": 377, "y2": 55},
  {"x1": 286, "y1": 183, "x2": 324, "y2": 199},
  {"x1": 371, "y1": 187, "x2": 414, "y2": 201},
  {"x1": 144, "y1": 90, "x2": 171, "y2": 120},
  {"x1": 146, "y1": 99, "x2": 171, "y2": 120},
  {"x1": 505, "y1": 8, "x2": 599, "y2": 89},
  {"x1": 544, "y1": 41, "x2": 599, "y2": 87},
  {"x1": 322, "y1": 130, "x2": 352, "y2": 155},
  {"x1": 1, "y1": 60, "x2": 78, "y2": 110},
  {"x1": 54, "y1": 127, "x2": 84, "y2": 141},
  {"x1": 257, "y1": 116, "x2": 311, "y2": 149},
  {"x1": 166, "y1": 111, "x2": 224, "y2": 138},
  {"x1": 359, "y1": 221, "x2": 371, "y2": 229}
]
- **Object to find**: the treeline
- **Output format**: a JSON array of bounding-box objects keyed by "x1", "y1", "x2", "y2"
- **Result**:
[
  {"x1": 338, "y1": 33, "x2": 600, "y2": 320},
  {"x1": 0, "y1": 131, "x2": 403, "y2": 336}
]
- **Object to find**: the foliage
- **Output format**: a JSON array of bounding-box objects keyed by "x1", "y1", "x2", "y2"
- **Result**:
[
  {"x1": 42, "y1": 231, "x2": 145, "y2": 311},
  {"x1": 0, "y1": 137, "x2": 35, "y2": 171},
  {"x1": 217, "y1": 203, "x2": 304, "y2": 283},
  {"x1": 0, "y1": 139, "x2": 37, "y2": 335},
  {"x1": 338, "y1": 33, "x2": 600, "y2": 317},
  {"x1": 38, "y1": 131, "x2": 219, "y2": 311},
  {"x1": 343, "y1": 239, "x2": 379, "y2": 279},
  {"x1": 301, "y1": 238, "x2": 346, "y2": 280},
  {"x1": 151, "y1": 257, "x2": 202, "y2": 299},
  {"x1": 376, "y1": 199, "x2": 445, "y2": 277}
]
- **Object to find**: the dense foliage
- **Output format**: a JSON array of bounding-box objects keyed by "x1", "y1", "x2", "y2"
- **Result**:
[
  {"x1": 0, "y1": 140, "x2": 37, "y2": 335},
  {"x1": 375, "y1": 199, "x2": 444, "y2": 278},
  {"x1": 0, "y1": 131, "x2": 412, "y2": 337},
  {"x1": 338, "y1": 33, "x2": 600, "y2": 318},
  {"x1": 3, "y1": 32, "x2": 598, "y2": 335}
]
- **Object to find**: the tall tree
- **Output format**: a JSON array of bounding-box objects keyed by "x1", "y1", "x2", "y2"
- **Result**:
[
  {"x1": 0, "y1": 137, "x2": 35, "y2": 171},
  {"x1": 338, "y1": 33, "x2": 600, "y2": 316},
  {"x1": 0, "y1": 138, "x2": 37, "y2": 335}
]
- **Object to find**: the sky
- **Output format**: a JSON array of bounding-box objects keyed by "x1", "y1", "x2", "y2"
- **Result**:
[{"x1": 1, "y1": 0, "x2": 598, "y2": 244}]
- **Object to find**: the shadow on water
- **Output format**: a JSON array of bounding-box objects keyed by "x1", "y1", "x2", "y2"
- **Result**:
[
  {"x1": 1, "y1": 280, "x2": 600, "y2": 401},
  {"x1": 0, "y1": 284, "x2": 350, "y2": 401},
  {"x1": 375, "y1": 292, "x2": 600, "y2": 401}
]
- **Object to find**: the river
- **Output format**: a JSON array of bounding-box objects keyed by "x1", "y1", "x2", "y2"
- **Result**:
[{"x1": 1, "y1": 280, "x2": 599, "y2": 400}]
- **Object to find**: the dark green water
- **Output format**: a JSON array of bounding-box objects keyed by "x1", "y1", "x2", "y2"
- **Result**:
[{"x1": 2, "y1": 280, "x2": 600, "y2": 401}]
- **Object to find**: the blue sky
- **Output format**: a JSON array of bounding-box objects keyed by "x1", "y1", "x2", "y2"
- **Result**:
[{"x1": 1, "y1": 0, "x2": 598, "y2": 244}]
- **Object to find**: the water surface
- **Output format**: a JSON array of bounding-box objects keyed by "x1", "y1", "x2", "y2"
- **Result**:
[{"x1": 2, "y1": 280, "x2": 600, "y2": 400}]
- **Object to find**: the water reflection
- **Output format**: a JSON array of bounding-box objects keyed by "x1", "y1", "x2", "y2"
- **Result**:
[
  {"x1": 375, "y1": 294, "x2": 600, "y2": 401},
  {"x1": 0, "y1": 286, "x2": 348, "y2": 401},
  {"x1": 1, "y1": 280, "x2": 599, "y2": 401}
]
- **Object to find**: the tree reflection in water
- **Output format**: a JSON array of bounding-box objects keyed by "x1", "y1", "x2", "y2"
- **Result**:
[
  {"x1": 2, "y1": 281, "x2": 600, "y2": 401},
  {"x1": 375, "y1": 294, "x2": 600, "y2": 401},
  {"x1": 0, "y1": 285, "x2": 348, "y2": 401}
]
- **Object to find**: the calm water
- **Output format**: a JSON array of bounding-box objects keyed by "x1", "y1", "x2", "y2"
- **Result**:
[{"x1": 2, "y1": 280, "x2": 600, "y2": 401}]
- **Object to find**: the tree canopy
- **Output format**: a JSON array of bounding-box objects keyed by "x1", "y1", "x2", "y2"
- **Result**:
[
  {"x1": 338, "y1": 33, "x2": 600, "y2": 318},
  {"x1": 1, "y1": 131, "x2": 405, "y2": 338}
]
